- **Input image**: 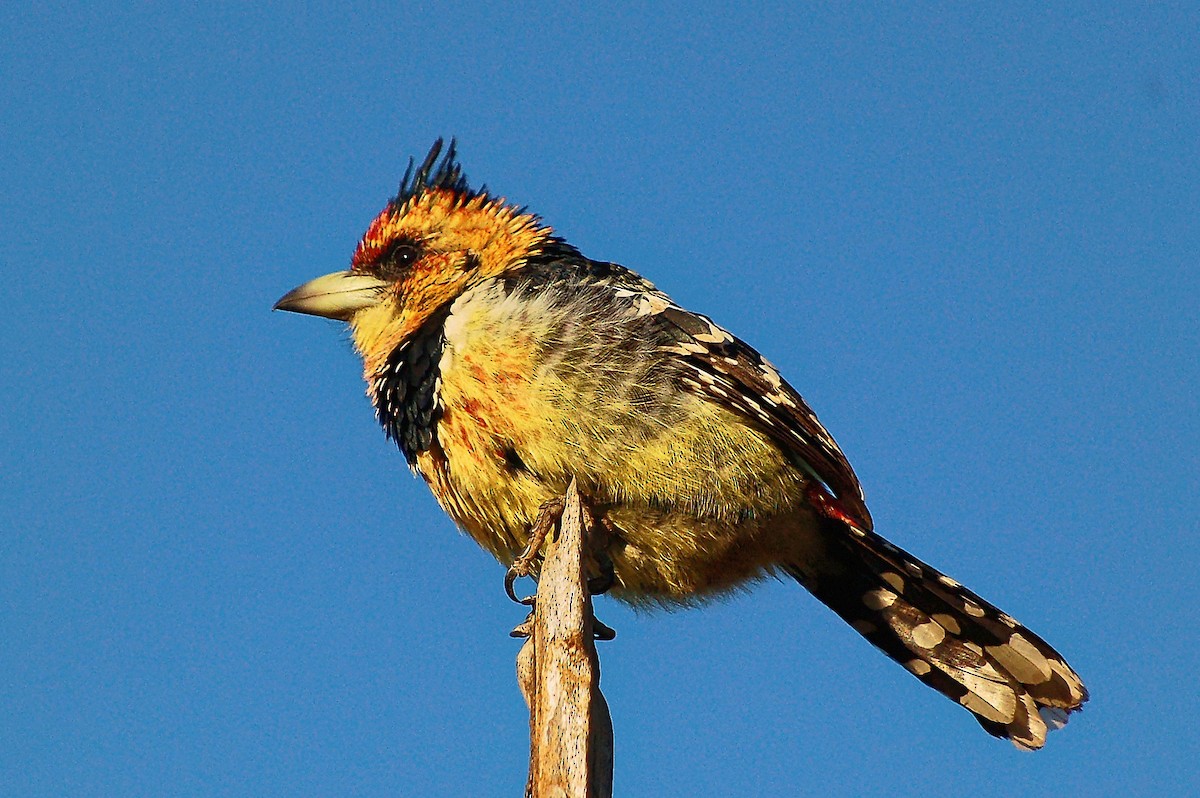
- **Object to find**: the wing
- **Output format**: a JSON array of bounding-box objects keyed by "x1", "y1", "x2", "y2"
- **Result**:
[
  {"x1": 559, "y1": 255, "x2": 871, "y2": 529},
  {"x1": 659, "y1": 304, "x2": 872, "y2": 529},
  {"x1": 632, "y1": 295, "x2": 872, "y2": 530}
]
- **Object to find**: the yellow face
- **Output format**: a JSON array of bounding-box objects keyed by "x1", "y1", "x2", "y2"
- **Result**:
[
  {"x1": 347, "y1": 189, "x2": 553, "y2": 374},
  {"x1": 276, "y1": 186, "x2": 554, "y2": 377}
]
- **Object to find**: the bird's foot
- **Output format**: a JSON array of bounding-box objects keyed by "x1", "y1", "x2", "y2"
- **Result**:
[
  {"x1": 575, "y1": 506, "x2": 617, "y2": 639},
  {"x1": 584, "y1": 514, "x2": 619, "y2": 596},
  {"x1": 586, "y1": 549, "x2": 616, "y2": 596},
  {"x1": 505, "y1": 496, "x2": 566, "y2": 604},
  {"x1": 510, "y1": 608, "x2": 613, "y2": 641}
]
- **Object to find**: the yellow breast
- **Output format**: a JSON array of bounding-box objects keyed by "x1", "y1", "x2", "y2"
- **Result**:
[{"x1": 414, "y1": 278, "x2": 817, "y2": 603}]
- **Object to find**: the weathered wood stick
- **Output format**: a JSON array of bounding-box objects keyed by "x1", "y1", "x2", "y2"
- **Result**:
[{"x1": 515, "y1": 479, "x2": 613, "y2": 798}]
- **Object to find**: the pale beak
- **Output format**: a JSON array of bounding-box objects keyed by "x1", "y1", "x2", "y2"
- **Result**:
[{"x1": 273, "y1": 271, "x2": 389, "y2": 320}]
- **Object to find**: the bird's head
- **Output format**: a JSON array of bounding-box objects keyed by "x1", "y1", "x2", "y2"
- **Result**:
[{"x1": 275, "y1": 139, "x2": 555, "y2": 375}]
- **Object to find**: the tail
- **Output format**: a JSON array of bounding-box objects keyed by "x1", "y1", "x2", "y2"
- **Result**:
[{"x1": 787, "y1": 510, "x2": 1088, "y2": 750}]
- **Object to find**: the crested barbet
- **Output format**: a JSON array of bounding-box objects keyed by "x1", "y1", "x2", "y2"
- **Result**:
[{"x1": 276, "y1": 139, "x2": 1087, "y2": 749}]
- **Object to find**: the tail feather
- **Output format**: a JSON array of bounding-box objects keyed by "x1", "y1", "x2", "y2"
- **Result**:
[{"x1": 788, "y1": 516, "x2": 1088, "y2": 749}]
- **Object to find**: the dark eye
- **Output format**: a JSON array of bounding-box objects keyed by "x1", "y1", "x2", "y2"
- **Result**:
[{"x1": 384, "y1": 241, "x2": 421, "y2": 270}]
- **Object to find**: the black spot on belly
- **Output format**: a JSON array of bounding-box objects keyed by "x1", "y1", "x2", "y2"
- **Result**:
[{"x1": 502, "y1": 446, "x2": 528, "y2": 473}]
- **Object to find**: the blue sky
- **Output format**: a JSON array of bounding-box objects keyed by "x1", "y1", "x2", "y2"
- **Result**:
[{"x1": 2, "y1": 3, "x2": 1197, "y2": 796}]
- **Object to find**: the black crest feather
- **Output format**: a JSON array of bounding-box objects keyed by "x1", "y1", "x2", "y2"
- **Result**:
[{"x1": 392, "y1": 138, "x2": 478, "y2": 207}]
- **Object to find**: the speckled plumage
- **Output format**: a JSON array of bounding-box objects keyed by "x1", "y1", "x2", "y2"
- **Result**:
[{"x1": 276, "y1": 139, "x2": 1088, "y2": 749}]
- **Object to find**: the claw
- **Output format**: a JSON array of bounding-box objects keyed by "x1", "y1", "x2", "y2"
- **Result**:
[
  {"x1": 506, "y1": 567, "x2": 537, "y2": 605},
  {"x1": 592, "y1": 618, "x2": 616, "y2": 641},
  {"x1": 510, "y1": 610, "x2": 536, "y2": 638},
  {"x1": 505, "y1": 495, "x2": 566, "y2": 604}
]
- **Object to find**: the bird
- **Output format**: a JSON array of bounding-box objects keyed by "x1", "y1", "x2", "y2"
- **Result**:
[{"x1": 275, "y1": 139, "x2": 1087, "y2": 749}]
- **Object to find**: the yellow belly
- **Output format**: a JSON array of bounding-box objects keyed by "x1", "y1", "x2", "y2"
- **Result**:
[{"x1": 411, "y1": 278, "x2": 823, "y2": 603}]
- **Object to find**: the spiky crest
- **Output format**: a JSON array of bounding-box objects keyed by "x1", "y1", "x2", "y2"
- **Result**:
[{"x1": 392, "y1": 138, "x2": 480, "y2": 208}]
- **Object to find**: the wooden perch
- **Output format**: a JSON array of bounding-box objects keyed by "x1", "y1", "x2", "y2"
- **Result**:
[{"x1": 513, "y1": 479, "x2": 614, "y2": 798}]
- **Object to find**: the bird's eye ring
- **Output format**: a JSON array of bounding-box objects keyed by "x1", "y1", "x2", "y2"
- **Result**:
[{"x1": 378, "y1": 240, "x2": 423, "y2": 277}]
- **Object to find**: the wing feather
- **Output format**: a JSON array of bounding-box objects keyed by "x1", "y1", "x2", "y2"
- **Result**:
[{"x1": 569, "y1": 258, "x2": 870, "y2": 528}]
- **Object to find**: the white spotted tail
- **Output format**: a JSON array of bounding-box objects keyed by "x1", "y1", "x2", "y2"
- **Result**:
[{"x1": 788, "y1": 491, "x2": 1088, "y2": 749}]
